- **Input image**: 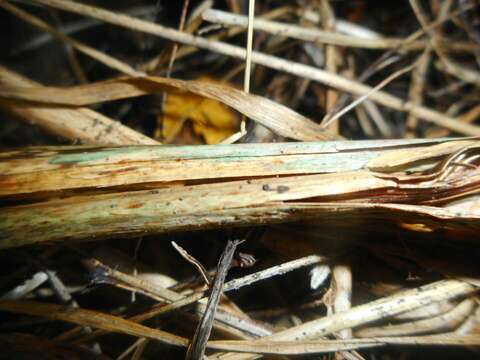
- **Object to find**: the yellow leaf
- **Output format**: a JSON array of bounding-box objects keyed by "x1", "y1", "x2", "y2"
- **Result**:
[{"x1": 162, "y1": 78, "x2": 239, "y2": 144}]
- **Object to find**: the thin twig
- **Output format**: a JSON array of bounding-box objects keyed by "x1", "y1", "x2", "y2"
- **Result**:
[
  {"x1": 29, "y1": 0, "x2": 480, "y2": 135},
  {"x1": 116, "y1": 338, "x2": 147, "y2": 360},
  {"x1": 186, "y1": 240, "x2": 241, "y2": 360},
  {"x1": 319, "y1": 0, "x2": 340, "y2": 134},
  {"x1": 82, "y1": 258, "x2": 181, "y2": 302},
  {"x1": 172, "y1": 241, "x2": 211, "y2": 286},
  {"x1": 410, "y1": 0, "x2": 480, "y2": 86},
  {"x1": 202, "y1": 8, "x2": 473, "y2": 52},
  {"x1": 222, "y1": 0, "x2": 255, "y2": 144},
  {"x1": 406, "y1": 46, "x2": 432, "y2": 135},
  {"x1": 0, "y1": 1, "x2": 143, "y2": 77},
  {"x1": 242, "y1": 0, "x2": 255, "y2": 136},
  {"x1": 166, "y1": 0, "x2": 190, "y2": 78},
  {"x1": 214, "y1": 280, "x2": 478, "y2": 359},
  {"x1": 73, "y1": 255, "x2": 325, "y2": 345},
  {"x1": 44, "y1": 269, "x2": 102, "y2": 355},
  {"x1": 321, "y1": 63, "x2": 416, "y2": 129}
]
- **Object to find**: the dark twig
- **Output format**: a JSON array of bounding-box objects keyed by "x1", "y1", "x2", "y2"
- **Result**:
[
  {"x1": 172, "y1": 241, "x2": 211, "y2": 286},
  {"x1": 185, "y1": 240, "x2": 241, "y2": 360}
]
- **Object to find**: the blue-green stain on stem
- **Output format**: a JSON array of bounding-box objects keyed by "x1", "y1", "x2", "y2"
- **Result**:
[{"x1": 48, "y1": 147, "x2": 146, "y2": 164}]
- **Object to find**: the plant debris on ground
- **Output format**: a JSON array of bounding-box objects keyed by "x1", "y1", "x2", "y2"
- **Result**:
[{"x1": 0, "y1": 1, "x2": 479, "y2": 359}]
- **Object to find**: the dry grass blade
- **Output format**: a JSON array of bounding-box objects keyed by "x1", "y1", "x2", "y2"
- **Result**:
[
  {"x1": 116, "y1": 338, "x2": 147, "y2": 360},
  {"x1": 321, "y1": 63, "x2": 416, "y2": 129},
  {"x1": 2, "y1": 195, "x2": 480, "y2": 249},
  {"x1": 0, "y1": 300, "x2": 189, "y2": 347},
  {"x1": 355, "y1": 298, "x2": 476, "y2": 337},
  {"x1": 213, "y1": 280, "x2": 477, "y2": 359},
  {"x1": 0, "y1": 1, "x2": 143, "y2": 77},
  {"x1": 208, "y1": 338, "x2": 380, "y2": 355},
  {"x1": 61, "y1": 255, "x2": 323, "y2": 346},
  {"x1": 1, "y1": 301, "x2": 476, "y2": 357},
  {"x1": 207, "y1": 333, "x2": 480, "y2": 355},
  {"x1": 130, "y1": 255, "x2": 325, "y2": 324},
  {"x1": 83, "y1": 258, "x2": 181, "y2": 303},
  {"x1": 0, "y1": 76, "x2": 334, "y2": 141},
  {"x1": 1, "y1": 139, "x2": 480, "y2": 248},
  {"x1": 25, "y1": 0, "x2": 480, "y2": 135},
  {"x1": 265, "y1": 280, "x2": 477, "y2": 340},
  {"x1": 3, "y1": 2, "x2": 480, "y2": 359},
  {"x1": 409, "y1": 0, "x2": 480, "y2": 87},
  {"x1": 366, "y1": 139, "x2": 478, "y2": 170},
  {"x1": 0, "y1": 138, "x2": 462, "y2": 196},
  {"x1": 79, "y1": 258, "x2": 269, "y2": 341},
  {"x1": 202, "y1": 8, "x2": 474, "y2": 52},
  {"x1": 0, "y1": 66, "x2": 157, "y2": 145},
  {"x1": 224, "y1": 255, "x2": 325, "y2": 291}
]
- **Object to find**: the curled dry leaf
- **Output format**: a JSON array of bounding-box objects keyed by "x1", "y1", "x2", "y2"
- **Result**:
[
  {"x1": 0, "y1": 76, "x2": 335, "y2": 141},
  {"x1": 367, "y1": 139, "x2": 478, "y2": 171}
]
